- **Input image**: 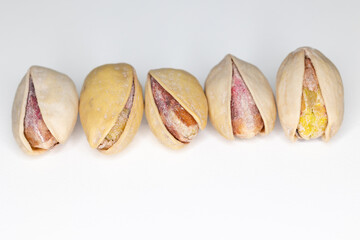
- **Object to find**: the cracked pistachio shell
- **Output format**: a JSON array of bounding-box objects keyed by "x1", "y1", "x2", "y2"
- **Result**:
[
  {"x1": 205, "y1": 54, "x2": 276, "y2": 140},
  {"x1": 276, "y1": 47, "x2": 344, "y2": 141},
  {"x1": 145, "y1": 68, "x2": 208, "y2": 149},
  {"x1": 79, "y1": 63, "x2": 143, "y2": 154},
  {"x1": 12, "y1": 66, "x2": 78, "y2": 155}
]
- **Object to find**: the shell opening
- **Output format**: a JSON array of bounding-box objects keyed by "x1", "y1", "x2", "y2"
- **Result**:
[
  {"x1": 230, "y1": 60, "x2": 264, "y2": 138},
  {"x1": 150, "y1": 76, "x2": 199, "y2": 143},
  {"x1": 24, "y1": 75, "x2": 58, "y2": 150},
  {"x1": 97, "y1": 81, "x2": 135, "y2": 150},
  {"x1": 296, "y1": 55, "x2": 328, "y2": 140}
]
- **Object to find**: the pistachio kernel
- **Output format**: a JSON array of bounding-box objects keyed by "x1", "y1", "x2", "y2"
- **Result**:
[
  {"x1": 97, "y1": 82, "x2": 135, "y2": 150},
  {"x1": 150, "y1": 76, "x2": 199, "y2": 143},
  {"x1": 231, "y1": 62, "x2": 264, "y2": 138},
  {"x1": 24, "y1": 76, "x2": 58, "y2": 150},
  {"x1": 296, "y1": 56, "x2": 328, "y2": 139}
]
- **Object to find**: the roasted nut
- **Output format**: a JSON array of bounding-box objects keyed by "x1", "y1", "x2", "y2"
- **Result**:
[
  {"x1": 145, "y1": 68, "x2": 208, "y2": 149},
  {"x1": 12, "y1": 66, "x2": 78, "y2": 155},
  {"x1": 205, "y1": 54, "x2": 276, "y2": 140},
  {"x1": 79, "y1": 63, "x2": 143, "y2": 154},
  {"x1": 276, "y1": 47, "x2": 344, "y2": 141}
]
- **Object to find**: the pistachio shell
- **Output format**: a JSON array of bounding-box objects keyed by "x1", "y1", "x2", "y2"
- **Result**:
[
  {"x1": 276, "y1": 47, "x2": 344, "y2": 141},
  {"x1": 79, "y1": 63, "x2": 143, "y2": 154},
  {"x1": 145, "y1": 68, "x2": 208, "y2": 149},
  {"x1": 12, "y1": 66, "x2": 78, "y2": 155},
  {"x1": 205, "y1": 54, "x2": 276, "y2": 140}
]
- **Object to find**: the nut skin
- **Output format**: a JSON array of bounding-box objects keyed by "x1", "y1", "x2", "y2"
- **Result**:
[
  {"x1": 12, "y1": 66, "x2": 78, "y2": 155},
  {"x1": 145, "y1": 68, "x2": 208, "y2": 149},
  {"x1": 205, "y1": 54, "x2": 276, "y2": 140},
  {"x1": 276, "y1": 47, "x2": 344, "y2": 141},
  {"x1": 24, "y1": 76, "x2": 58, "y2": 149},
  {"x1": 79, "y1": 63, "x2": 143, "y2": 154},
  {"x1": 150, "y1": 77, "x2": 199, "y2": 143},
  {"x1": 230, "y1": 62, "x2": 264, "y2": 138}
]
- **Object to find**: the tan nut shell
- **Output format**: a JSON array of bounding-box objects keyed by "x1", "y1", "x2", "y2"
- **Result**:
[
  {"x1": 12, "y1": 66, "x2": 78, "y2": 155},
  {"x1": 276, "y1": 47, "x2": 344, "y2": 141},
  {"x1": 205, "y1": 54, "x2": 276, "y2": 140},
  {"x1": 79, "y1": 63, "x2": 143, "y2": 154},
  {"x1": 145, "y1": 68, "x2": 208, "y2": 149}
]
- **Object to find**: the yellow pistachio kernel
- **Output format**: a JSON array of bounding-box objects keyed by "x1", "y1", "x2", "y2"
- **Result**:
[
  {"x1": 297, "y1": 57, "x2": 328, "y2": 139},
  {"x1": 105, "y1": 108, "x2": 129, "y2": 141}
]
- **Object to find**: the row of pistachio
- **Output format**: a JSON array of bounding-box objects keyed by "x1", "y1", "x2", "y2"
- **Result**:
[{"x1": 12, "y1": 46, "x2": 344, "y2": 155}]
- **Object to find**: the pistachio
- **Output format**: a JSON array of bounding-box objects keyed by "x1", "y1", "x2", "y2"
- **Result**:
[
  {"x1": 205, "y1": 54, "x2": 276, "y2": 140},
  {"x1": 145, "y1": 68, "x2": 208, "y2": 149},
  {"x1": 276, "y1": 47, "x2": 344, "y2": 141},
  {"x1": 12, "y1": 66, "x2": 78, "y2": 155},
  {"x1": 79, "y1": 63, "x2": 143, "y2": 154}
]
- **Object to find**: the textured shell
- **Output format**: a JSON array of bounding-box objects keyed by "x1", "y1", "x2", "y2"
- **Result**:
[
  {"x1": 276, "y1": 47, "x2": 344, "y2": 141},
  {"x1": 145, "y1": 68, "x2": 208, "y2": 149},
  {"x1": 12, "y1": 66, "x2": 78, "y2": 155},
  {"x1": 205, "y1": 54, "x2": 276, "y2": 140},
  {"x1": 79, "y1": 63, "x2": 143, "y2": 154}
]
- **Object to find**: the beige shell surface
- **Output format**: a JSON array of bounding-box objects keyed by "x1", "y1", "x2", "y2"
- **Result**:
[
  {"x1": 276, "y1": 47, "x2": 344, "y2": 141},
  {"x1": 205, "y1": 54, "x2": 276, "y2": 140},
  {"x1": 145, "y1": 68, "x2": 208, "y2": 149},
  {"x1": 12, "y1": 66, "x2": 79, "y2": 155},
  {"x1": 79, "y1": 63, "x2": 143, "y2": 154}
]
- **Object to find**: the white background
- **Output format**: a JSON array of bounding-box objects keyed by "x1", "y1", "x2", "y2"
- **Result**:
[{"x1": 1, "y1": 0, "x2": 360, "y2": 239}]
